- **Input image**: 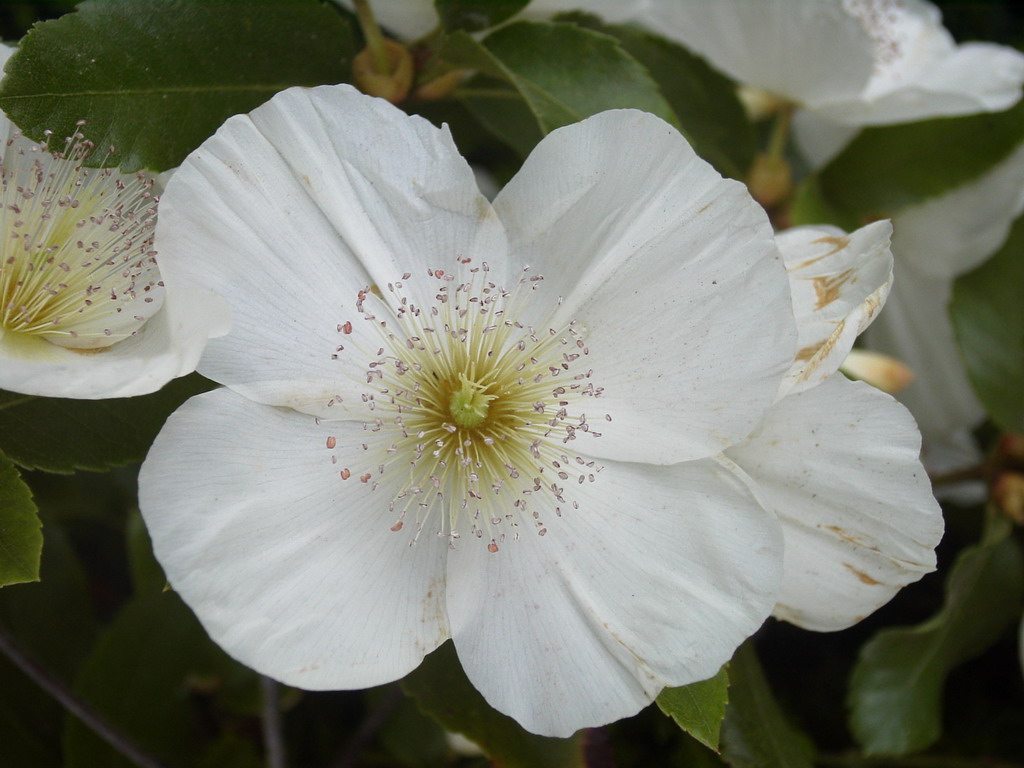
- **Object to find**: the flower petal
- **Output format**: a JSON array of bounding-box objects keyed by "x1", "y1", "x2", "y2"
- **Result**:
[
  {"x1": 337, "y1": 0, "x2": 439, "y2": 41},
  {"x1": 816, "y1": 0, "x2": 1024, "y2": 125},
  {"x1": 862, "y1": 261, "x2": 985, "y2": 444},
  {"x1": 842, "y1": 44, "x2": 1024, "y2": 124},
  {"x1": 726, "y1": 375, "x2": 942, "y2": 631},
  {"x1": 494, "y1": 109, "x2": 795, "y2": 464},
  {"x1": 445, "y1": 456, "x2": 781, "y2": 736},
  {"x1": 156, "y1": 84, "x2": 506, "y2": 412},
  {"x1": 0, "y1": 44, "x2": 14, "y2": 140},
  {"x1": 336, "y1": 0, "x2": 648, "y2": 41},
  {"x1": 632, "y1": 0, "x2": 876, "y2": 107},
  {"x1": 776, "y1": 221, "x2": 893, "y2": 398},
  {"x1": 138, "y1": 387, "x2": 450, "y2": 689},
  {"x1": 891, "y1": 140, "x2": 1024, "y2": 280},
  {"x1": 0, "y1": 279, "x2": 228, "y2": 399},
  {"x1": 792, "y1": 110, "x2": 862, "y2": 168}
]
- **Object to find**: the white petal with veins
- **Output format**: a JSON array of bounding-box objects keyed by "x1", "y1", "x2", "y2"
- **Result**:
[{"x1": 727, "y1": 376, "x2": 942, "y2": 631}]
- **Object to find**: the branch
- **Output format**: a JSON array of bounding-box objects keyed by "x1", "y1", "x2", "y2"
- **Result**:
[
  {"x1": 261, "y1": 675, "x2": 287, "y2": 768},
  {"x1": 0, "y1": 622, "x2": 167, "y2": 768}
]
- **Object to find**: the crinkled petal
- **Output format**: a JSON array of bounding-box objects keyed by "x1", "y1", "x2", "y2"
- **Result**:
[
  {"x1": 494, "y1": 109, "x2": 795, "y2": 464},
  {"x1": 0, "y1": 280, "x2": 228, "y2": 399},
  {"x1": 776, "y1": 221, "x2": 893, "y2": 398},
  {"x1": 862, "y1": 261, "x2": 985, "y2": 444},
  {"x1": 891, "y1": 140, "x2": 1024, "y2": 280},
  {"x1": 156, "y1": 84, "x2": 506, "y2": 413},
  {"x1": 445, "y1": 456, "x2": 781, "y2": 737},
  {"x1": 138, "y1": 387, "x2": 450, "y2": 689},
  {"x1": 727, "y1": 375, "x2": 942, "y2": 631}
]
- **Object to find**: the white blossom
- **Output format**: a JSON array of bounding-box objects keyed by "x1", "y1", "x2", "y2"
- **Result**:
[
  {"x1": 728, "y1": 223, "x2": 942, "y2": 630},
  {"x1": 0, "y1": 44, "x2": 227, "y2": 398},
  {"x1": 351, "y1": 0, "x2": 1024, "y2": 167},
  {"x1": 139, "y1": 85, "x2": 941, "y2": 736},
  {"x1": 863, "y1": 140, "x2": 1024, "y2": 475}
]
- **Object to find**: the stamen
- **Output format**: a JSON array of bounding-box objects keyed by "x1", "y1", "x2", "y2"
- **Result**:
[
  {"x1": 0, "y1": 125, "x2": 162, "y2": 348},
  {"x1": 326, "y1": 265, "x2": 608, "y2": 550}
]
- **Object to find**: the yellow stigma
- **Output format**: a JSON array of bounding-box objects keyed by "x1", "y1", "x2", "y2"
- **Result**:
[{"x1": 448, "y1": 372, "x2": 495, "y2": 429}]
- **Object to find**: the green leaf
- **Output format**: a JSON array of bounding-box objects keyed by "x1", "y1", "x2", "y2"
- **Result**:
[
  {"x1": 559, "y1": 13, "x2": 756, "y2": 179},
  {"x1": 0, "y1": 0, "x2": 353, "y2": 172},
  {"x1": 0, "y1": 455, "x2": 41, "y2": 588},
  {"x1": 657, "y1": 665, "x2": 729, "y2": 752},
  {"x1": 720, "y1": 642, "x2": 815, "y2": 768},
  {"x1": 445, "y1": 21, "x2": 678, "y2": 156},
  {"x1": 436, "y1": 0, "x2": 530, "y2": 32},
  {"x1": 64, "y1": 591, "x2": 247, "y2": 768},
  {"x1": 950, "y1": 211, "x2": 1024, "y2": 433},
  {"x1": 0, "y1": 525, "x2": 96, "y2": 766},
  {"x1": 376, "y1": 687, "x2": 449, "y2": 767},
  {"x1": 126, "y1": 510, "x2": 165, "y2": 595},
  {"x1": 848, "y1": 523, "x2": 1024, "y2": 756},
  {"x1": 0, "y1": 373, "x2": 213, "y2": 473},
  {"x1": 818, "y1": 99, "x2": 1024, "y2": 217},
  {"x1": 0, "y1": 524, "x2": 97, "y2": 677},
  {"x1": 402, "y1": 641, "x2": 585, "y2": 768},
  {"x1": 455, "y1": 74, "x2": 545, "y2": 157}
]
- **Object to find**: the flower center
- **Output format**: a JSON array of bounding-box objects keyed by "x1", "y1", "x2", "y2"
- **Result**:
[
  {"x1": 0, "y1": 127, "x2": 163, "y2": 350},
  {"x1": 325, "y1": 263, "x2": 606, "y2": 551},
  {"x1": 448, "y1": 373, "x2": 495, "y2": 429}
]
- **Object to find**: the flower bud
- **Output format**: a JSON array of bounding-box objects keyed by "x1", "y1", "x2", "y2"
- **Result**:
[
  {"x1": 353, "y1": 38, "x2": 414, "y2": 104},
  {"x1": 840, "y1": 349, "x2": 915, "y2": 395},
  {"x1": 993, "y1": 472, "x2": 1024, "y2": 525},
  {"x1": 747, "y1": 152, "x2": 793, "y2": 208}
]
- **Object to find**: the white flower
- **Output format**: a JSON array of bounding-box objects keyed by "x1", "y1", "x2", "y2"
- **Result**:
[
  {"x1": 341, "y1": 0, "x2": 1024, "y2": 167},
  {"x1": 630, "y1": 0, "x2": 1024, "y2": 121},
  {"x1": 138, "y1": 84, "x2": 940, "y2": 736},
  {"x1": 0, "y1": 44, "x2": 227, "y2": 398},
  {"x1": 863, "y1": 139, "x2": 1024, "y2": 475},
  {"x1": 563, "y1": 0, "x2": 1024, "y2": 166},
  {"x1": 727, "y1": 223, "x2": 943, "y2": 630}
]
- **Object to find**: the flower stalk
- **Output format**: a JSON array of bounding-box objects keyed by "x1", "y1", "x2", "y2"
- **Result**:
[
  {"x1": 351, "y1": 0, "x2": 390, "y2": 75},
  {"x1": 748, "y1": 105, "x2": 795, "y2": 208},
  {"x1": 350, "y1": 0, "x2": 413, "y2": 102}
]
